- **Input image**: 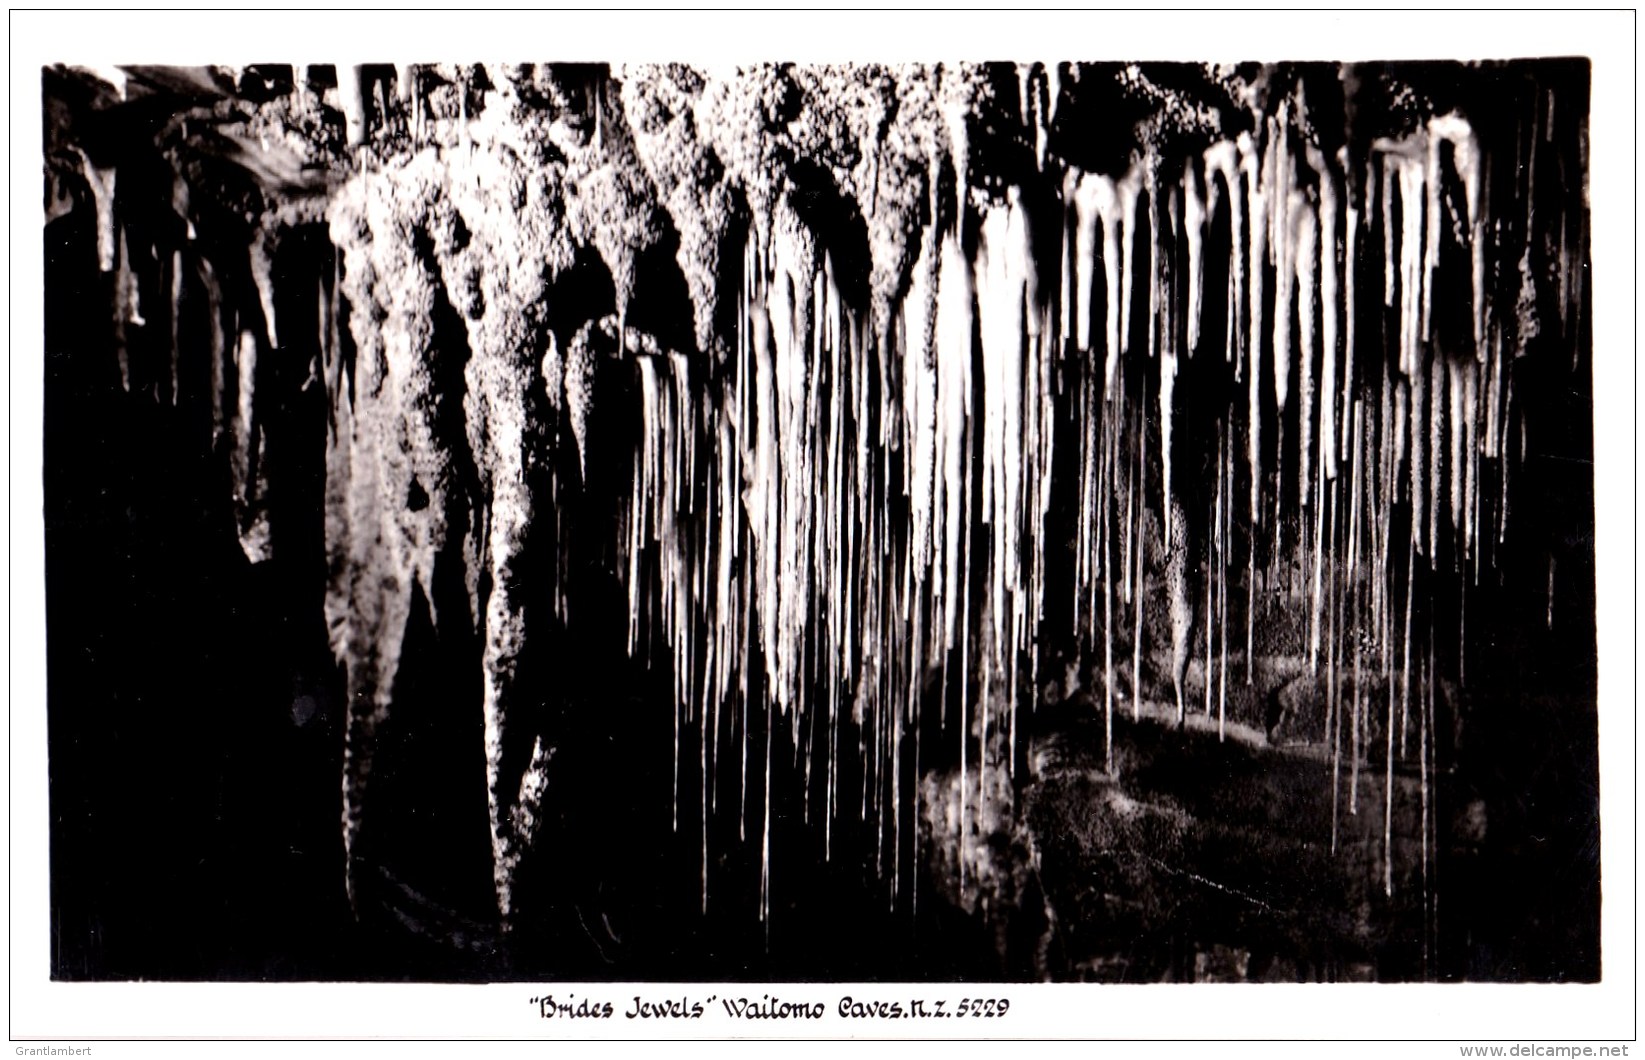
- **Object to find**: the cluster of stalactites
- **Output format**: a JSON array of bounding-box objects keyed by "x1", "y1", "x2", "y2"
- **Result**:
[
  {"x1": 609, "y1": 67, "x2": 1585, "y2": 917},
  {"x1": 69, "y1": 61, "x2": 1583, "y2": 923},
  {"x1": 617, "y1": 108, "x2": 1068, "y2": 912},
  {"x1": 57, "y1": 154, "x2": 290, "y2": 574},
  {"x1": 1061, "y1": 96, "x2": 1575, "y2": 659},
  {"x1": 321, "y1": 81, "x2": 588, "y2": 917}
]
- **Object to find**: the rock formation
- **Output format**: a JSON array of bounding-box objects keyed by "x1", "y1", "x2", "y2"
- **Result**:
[{"x1": 42, "y1": 60, "x2": 1596, "y2": 980}]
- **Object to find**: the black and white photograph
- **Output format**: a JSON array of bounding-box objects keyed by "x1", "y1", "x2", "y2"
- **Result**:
[{"x1": 10, "y1": 8, "x2": 1636, "y2": 1049}]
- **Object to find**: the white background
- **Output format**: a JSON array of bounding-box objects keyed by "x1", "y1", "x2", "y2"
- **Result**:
[{"x1": 8, "y1": 8, "x2": 1637, "y2": 1056}]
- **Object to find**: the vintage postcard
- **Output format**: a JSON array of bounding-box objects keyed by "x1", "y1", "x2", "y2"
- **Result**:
[{"x1": 9, "y1": 9, "x2": 1636, "y2": 1054}]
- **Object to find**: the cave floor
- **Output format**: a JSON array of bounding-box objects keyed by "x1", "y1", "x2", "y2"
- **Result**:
[{"x1": 1004, "y1": 677, "x2": 1432, "y2": 983}]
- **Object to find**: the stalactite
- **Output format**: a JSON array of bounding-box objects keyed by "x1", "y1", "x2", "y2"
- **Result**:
[
  {"x1": 76, "y1": 147, "x2": 119, "y2": 272},
  {"x1": 327, "y1": 164, "x2": 461, "y2": 911},
  {"x1": 1241, "y1": 131, "x2": 1266, "y2": 678},
  {"x1": 1296, "y1": 192, "x2": 1319, "y2": 594},
  {"x1": 1242, "y1": 129, "x2": 1268, "y2": 409},
  {"x1": 1132, "y1": 402, "x2": 1146, "y2": 721},
  {"x1": 1420, "y1": 634, "x2": 1433, "y2": 973},
  {"x1": 167, "y1": 249, "x2": 183, "y2": 406},
  {"x1": 230, "y1": 328, "x2": 265, "y2": 560},
  {"x1": 1204, "y1": 141, "x2": 1243, "y2": 366},
  {"x1": 1122, "y1": 387, "x2": 1135, "y2": 607},
  {"x1": 1184, "y1": 164, "x2": 1206, "y2": 355},
  {"x1": 1393, "y1": 149, "x2": 1426, "y2": 379},
  {"x1": 1203, "y1": 467, "x2": 1215, "y2": 718},
  {"x1": 1448, "y1": 357, "x2": 1465, "y2": 539},
  {"x1": 1084, "y1": 169, "x2": 1138, "y2": 392},
  {"x1": 1318, "y1": 155, "x2": 1341, "y2": 482},
  {"x1": 1428, "y1": 348, "x2": 1444, "y2": 562},
  {"x1": 975, "y1": 194, "x2": 1030, "y2": 709},
  {"x1": 1218, "y1": 417, "x2": 1231, "y2": 741},
  {"x1": 1328, "y1": 465, "x2": 1341, "y2": 854},
  {"x1": 1384, "y1": 644, "x2": 1396, "y2": 896},
  {"x1": 1159, "y1": 186, "x2": 1179, "y2": 556},
  {"x1": 903, "y1": 217, "x2": 940, "y2": 604},
  {"x1": 248, "y1": 227, "x2": 280, "y2": 350},
  {"x1": 1347, "y1": 399, "x2": 1364, "y2": 819},
  {"x1": 1119, "y1": 170, "x2": 1143, "y2": 363},
  {"x1": 936, "y1": 230, "x2": 973, "y2": 658},
  {"x1": 1103, "y1": 397, "x2": 1115, "y2": 771},
  {"x1": 1310, "y1": 461, "x2": 1326, "y2": 671},
  {"x1": 1271, "y1": 130, "x2": 1296, "y2": 422},
  {"x1": 339, "y1": 65, "x2": 370, "y2": 146}
]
